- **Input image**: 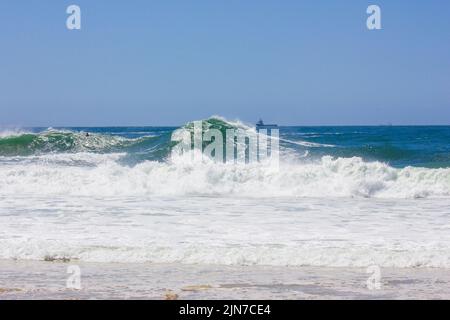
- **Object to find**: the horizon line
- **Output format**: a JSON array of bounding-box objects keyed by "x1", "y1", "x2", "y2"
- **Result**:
[{"x1": 2, "y1": 124, "x2": 450, "y2": 128}]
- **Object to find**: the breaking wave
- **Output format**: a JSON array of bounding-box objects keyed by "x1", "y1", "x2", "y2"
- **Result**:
[
  {"x1": 0, "y1": 152, "x2": 449, "y2": 199},
  {"x1": 0, "y1": 128, "x2": 169, "y2": 157},
  {"x1": 0, "y1": 117, "x2": 449, "y2": 199}
]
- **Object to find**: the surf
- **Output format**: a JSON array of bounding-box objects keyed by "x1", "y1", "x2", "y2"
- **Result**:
[{"x1": 1, "y1": 117, "x2": 449, "y2": 199}]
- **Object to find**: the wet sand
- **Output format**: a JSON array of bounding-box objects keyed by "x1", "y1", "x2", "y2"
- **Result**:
[{"x1": 0, "y1": 260, "x2": 449, "y2": 299}]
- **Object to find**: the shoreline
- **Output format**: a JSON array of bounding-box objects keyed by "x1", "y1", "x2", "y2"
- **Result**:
[{"x1": 1, "y1": 260, "x2": 449, "y2": 299}]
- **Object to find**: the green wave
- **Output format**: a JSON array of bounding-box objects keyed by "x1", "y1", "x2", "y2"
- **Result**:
[
  {"x1": 182, "y1": 117, "x2": 246, "y2": 134},
  {"x1": 0, "y1": 130, "x2": 156, "y2": 157},
  {"x1": 0, "y1": 118, "x2": 247, "y2": 158}
]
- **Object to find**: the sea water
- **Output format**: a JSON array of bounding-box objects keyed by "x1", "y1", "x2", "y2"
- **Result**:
[{"x1": 0, "y1": 118, "x2": 449, "y2": 268}]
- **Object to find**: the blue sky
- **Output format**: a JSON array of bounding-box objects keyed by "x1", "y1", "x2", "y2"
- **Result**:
[{"x1": 0, "y1": 0, "x2": 449, "y2": 126}]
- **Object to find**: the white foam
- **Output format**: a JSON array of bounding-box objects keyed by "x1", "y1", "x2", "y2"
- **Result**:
[
  {"x1": 1, "y1": 241, "x2": 449, "y2": 268},
  {"x1": 0, "y1": 152, "x2": 125, "y2": 166},
  {"x1": 0, "y1": 195, "x2": 449, "y2": 267},
  {"x1": 0, "y1": 154, "x2": 449, "y2": 199},
  {"x1": 1, "y1": 154, "x2": 449, "y2": 267}
]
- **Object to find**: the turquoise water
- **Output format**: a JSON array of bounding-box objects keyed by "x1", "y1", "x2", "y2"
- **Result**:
[
  {"x1": 281, "y1": 126, "x2": 450, "y2": 168},
  {"x1": 1, "y1": 121, "x2": 449, "y2": 168}
]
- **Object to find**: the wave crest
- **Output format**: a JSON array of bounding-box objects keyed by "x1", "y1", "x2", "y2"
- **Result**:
[{"x1": 0, "y1": 129, "x2": 161, "y2": 156}]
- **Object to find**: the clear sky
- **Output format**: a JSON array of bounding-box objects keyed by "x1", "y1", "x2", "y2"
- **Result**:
[{"x1": 0, "y1": 0, "x2": 449, "y2": 126}]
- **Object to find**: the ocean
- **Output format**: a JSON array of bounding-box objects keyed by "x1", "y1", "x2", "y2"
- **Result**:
[{"x1": 0, "y1": 118, "x2": 450, "y2": 278}]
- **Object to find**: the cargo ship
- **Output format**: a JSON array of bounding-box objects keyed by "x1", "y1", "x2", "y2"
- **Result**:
[{"x1": 256, "y1": 119, "x2": 278, "y2": 130}]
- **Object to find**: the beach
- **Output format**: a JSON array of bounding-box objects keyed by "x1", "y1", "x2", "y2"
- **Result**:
[{"x1": 1, "y1": 260, "x2": 449, "y2": 299}]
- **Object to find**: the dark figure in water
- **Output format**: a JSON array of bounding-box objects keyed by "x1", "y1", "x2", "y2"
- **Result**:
[{"x1": 85, "y1": 132, "x2": 90, "y2": 137}]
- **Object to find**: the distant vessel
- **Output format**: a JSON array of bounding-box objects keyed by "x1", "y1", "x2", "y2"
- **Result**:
[{"x1": 256, "y1": 119, "x2": 278, "y2": 130}]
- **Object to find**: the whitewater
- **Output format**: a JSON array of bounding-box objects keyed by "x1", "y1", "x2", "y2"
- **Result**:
[{"x1": 0, "y1": 118, "x2": 449, "y2": 268}]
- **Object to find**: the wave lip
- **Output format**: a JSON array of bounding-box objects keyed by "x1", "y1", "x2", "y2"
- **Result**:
[{"x1": 0, "y1": 128, "x2": 33, "y2": 138}]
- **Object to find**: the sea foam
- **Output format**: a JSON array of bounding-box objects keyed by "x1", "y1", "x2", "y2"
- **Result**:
[{"x1": 0, "y1": 153, "x2": 449, "y2": 199}]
